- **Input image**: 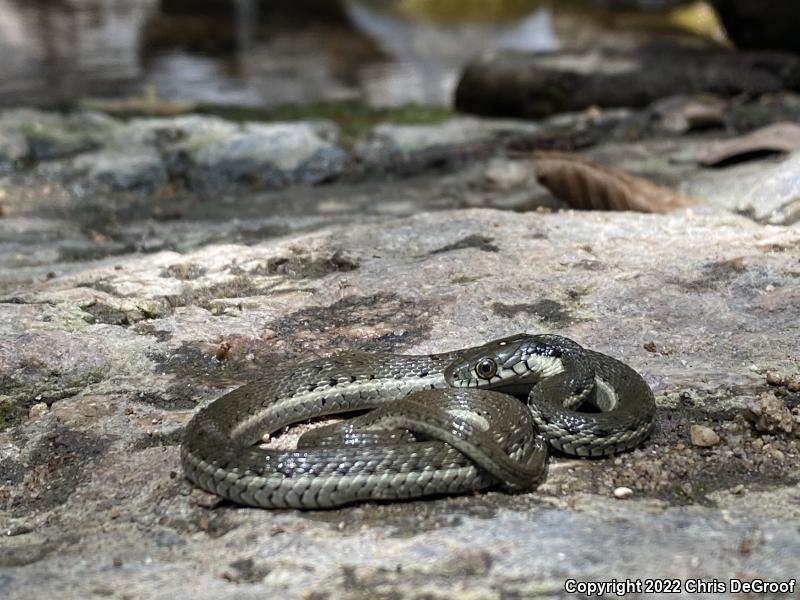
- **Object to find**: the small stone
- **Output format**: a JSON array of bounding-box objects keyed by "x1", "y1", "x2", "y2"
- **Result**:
[
  {"x1": 744, "y1": 393, "x2": 794, "y2": 434},
  {"x1": 613, "y1": 486, "x2": 634, "y2": 499},
  {"x1": 765, "y1": 371, "x2": 784, "y2": 386},
  {"x1": 690, "y1": 424, "x2": 720, "y2": 447},
  {"x1": 110, "y1": 507, "x2": 121, "y2": 519},
  {"x1": 786, "y1": 376, "x2": 800, "y2": 392},
  {"x1": 190, "y1": 488, "x2": 223, "y2": 509},
  {"x1": 214, "y1": 341, "x2": 232, "y2": 362},
  {"x1": 770, "y1": 449, "x2": 785, "y2": 461},
  {"x1": 197, "y1": 516, "x2": 210, "y2": 532},
  {"x1": 738, "y1": 529, "x2": 763, "y2": 555},
  {"x1": 112, "y1": 557, "x2": 123, "y2": 568},
  {"x1": 731, "y1": 484, "x2": 746, "y2": 495},
  {"x1": 643, "y1": 340, "x2": 657, "y2": 353},
  {"x1": 28, "y1": 403, "x2": 49, "y2": 419}
]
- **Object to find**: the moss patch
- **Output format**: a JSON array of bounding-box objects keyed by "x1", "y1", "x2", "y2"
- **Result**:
[
  {"x1": 6, "y1": 426, "x2": 112, "y2": 516},
  {"x1": 430, "y1": 234, "x2": 499, "y2": 254},
  {"x1": 0, "y1": 396, "x2": 27, "y2": 432},
  {"x1": 198, "y1": 101, "x2": 454, "y2": 142},
  {"x1": 491, "y1": 299, "x2": 573, "y2": 326},
  {"x1": 229, "y1": 249, "x2": 359, "y2": 280}
]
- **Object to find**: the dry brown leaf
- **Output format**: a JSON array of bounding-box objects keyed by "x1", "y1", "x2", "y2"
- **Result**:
[
  {"x1": 700, "y1": 121, "x2": 800, "y2": 166},
  {"x1": 531, "y1": 151, "x2": 696, "y2": 213}
]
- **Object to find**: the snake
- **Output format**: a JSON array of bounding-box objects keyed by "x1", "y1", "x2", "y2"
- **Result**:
[{"x1": 181, "y1": 333, "x2": 655, "y2": 509}]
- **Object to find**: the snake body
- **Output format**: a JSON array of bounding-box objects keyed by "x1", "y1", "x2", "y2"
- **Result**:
[{"x1": 181, "y1": 334, "x2": 655, "y2": 509}]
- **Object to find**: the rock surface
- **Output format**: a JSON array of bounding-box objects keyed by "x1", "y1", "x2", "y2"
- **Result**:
[
  {"x1": 684, "y1": 150, "x2": 800, "y2": 225},
  {"x1": 455, "y1": 46, "x2": 800, "y2": 118},
  {"x1": 1, "y1": 100, "x2": 800, "y2": 598}
]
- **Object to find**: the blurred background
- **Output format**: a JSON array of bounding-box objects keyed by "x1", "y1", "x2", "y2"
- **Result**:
[{"x1": 0, "y1": 0, "x2": 736, "y2": 111}]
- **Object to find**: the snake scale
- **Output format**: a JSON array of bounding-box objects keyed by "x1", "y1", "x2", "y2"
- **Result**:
[{"x1": 181, "y1": 334, "x2": 655, "y2": 509}]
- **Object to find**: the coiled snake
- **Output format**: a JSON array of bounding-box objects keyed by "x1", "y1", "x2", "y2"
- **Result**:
[{"x1": 181, "y1": 334, "x2": 655, "y2": 509}]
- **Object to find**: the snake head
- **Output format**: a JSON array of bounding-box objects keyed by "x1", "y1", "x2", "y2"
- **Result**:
[{"x1": 444, "y1": 334, "x2": 566, "y2": 392}]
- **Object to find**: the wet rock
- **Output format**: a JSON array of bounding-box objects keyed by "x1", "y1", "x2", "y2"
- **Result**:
[
  {"x1": 355, "y1": 117, "x2": 540, "y2": 172},
  {"x1": 122, "y1": 114, "x2": 240, "y2": 148},
  {"x1": 733, "y1": 151, "x2": 800, "y2": 225},
  {"x1": 690, "y1": 424, "x2": 721, "y2": 447},
  {"x1": 744, "y1": 393, "x2": 794, "y2": 434},
  {"x1": 173, "y1": 121, "x2": 348, "y2": 192},
  {"x1": 0, "y1": 110, "x2": 349, "y2": 193},
  {"x1": 455, "y1": 46, "x2": 800, "y2": 119},
  {"x1": 614, "y1": 142, "x2": 800, "y2": 225},
  {"x1": 0, "y1": 110, "x2": 124, "y2": 168},
  {"x1": 698, "y1": 122, "x2": 800, "y2": 166},
  {"x1": 0, "y1": 112, "x2": 30, "y2": 168},
  {"x1": 23, "y1": 111, "x2": 122, "y2": 162},
  {"x1": 70, "y1": 147, "x2": 169, "y2": 190}
]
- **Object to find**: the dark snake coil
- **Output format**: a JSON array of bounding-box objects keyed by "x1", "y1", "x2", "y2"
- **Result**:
[{"x1": 181, "y1": 334, "x2": 656, "y2": 509}]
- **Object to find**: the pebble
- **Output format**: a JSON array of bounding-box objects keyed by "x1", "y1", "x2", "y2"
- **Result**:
[
  {"x1": 690, "y1": 424, "x2": 720, "y2": 447},
  {"x1": 738, "y1": 529, "x2": 764, "y2": 555},
  {"x1": 744, "y1": 393, "x2": 794, "y2": 434},
  {"x1": 28, "y1": 402, "x2": 49, "y2": 419},
  {"x1": 613, "y1": 486, "x2": 634, "y2": 499},
  {"x1": 190, "y1": 488, "x2": 223, "y2": 509},
  {"x1": 765, "y1": 371, "x2": 784, "y2": 386}
]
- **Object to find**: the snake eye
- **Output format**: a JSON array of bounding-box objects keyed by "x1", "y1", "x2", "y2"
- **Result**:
[{"x1": 475, "y1": 358, "x2": 497, "y2": 380}]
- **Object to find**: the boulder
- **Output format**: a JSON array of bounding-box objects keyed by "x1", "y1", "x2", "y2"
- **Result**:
[{"x1": 455, "y1": 46, "x2": 800, "y2": 118}]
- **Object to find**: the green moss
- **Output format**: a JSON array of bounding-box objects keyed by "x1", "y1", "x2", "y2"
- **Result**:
[
  {"x1": 197, "y1": 101, "x2": 454, "y2": 142},
  {"x1": 0, "y1": 396, "x2": 26, "y2": 432}
]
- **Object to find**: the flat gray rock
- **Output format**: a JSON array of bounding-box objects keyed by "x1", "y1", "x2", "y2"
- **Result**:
[
  {"x1": 684, "y1": 150, "x2": 800, "y2": 225},
  {"x1": 1, "y1": 203, "x2": 799, "y2": 598},
  {"x1": 1, "y1": 101, "x2": 800, "y2": 598}
]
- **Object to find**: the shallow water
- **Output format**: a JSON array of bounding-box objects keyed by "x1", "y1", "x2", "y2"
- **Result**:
[{"x1": 0, "y1": 0, "x2": 713, "y2": 109}]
